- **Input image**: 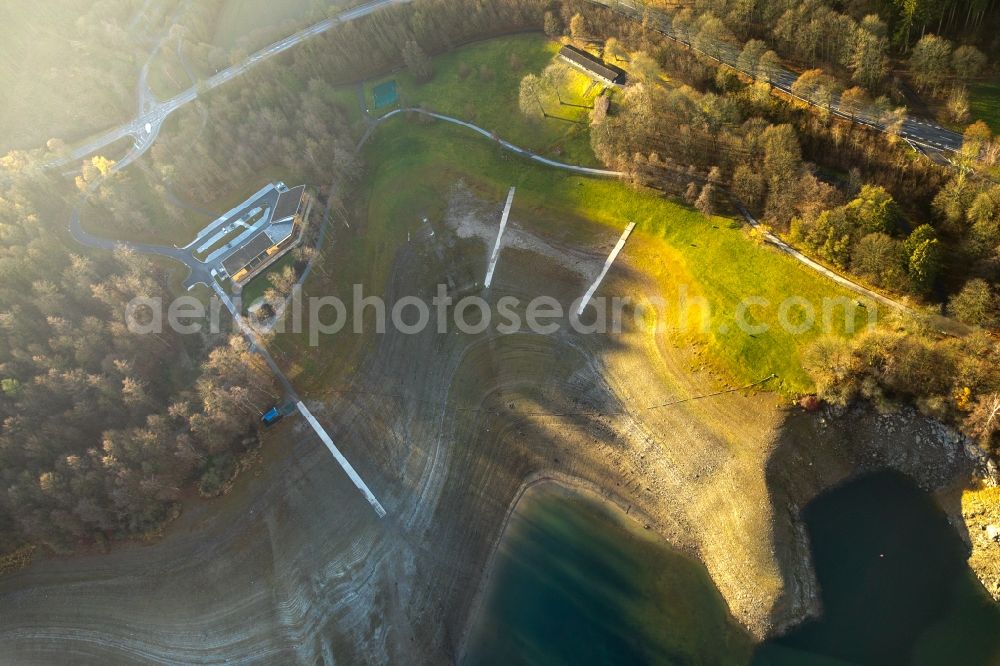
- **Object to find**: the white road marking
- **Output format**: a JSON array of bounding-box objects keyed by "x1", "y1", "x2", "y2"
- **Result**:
[
  {"x1": 185, "y1": 183, "x2": 276, "y2": 248},
  {"x1": 577, "y1": 222, "x2": 635, "y2": 316},
  {"x1": 202, "y1": 206, "x2": 273, "y2": 264},
  {"x1": 196, "y1": 205, "x2": 266, "y2": 254},
  {"x1": 484, "y1": 187, "x2": 516, "y2": 288},
  {"x1": 296, "y1": 401, "x2": 387, "y2": 518}
]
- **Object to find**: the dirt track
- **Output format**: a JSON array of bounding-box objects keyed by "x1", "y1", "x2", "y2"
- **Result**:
[{"x1": 0, "y1": 185, "x2": 976, "y2": 663}]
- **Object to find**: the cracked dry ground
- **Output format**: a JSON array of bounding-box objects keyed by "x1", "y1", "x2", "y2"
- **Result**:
[{"x1": 0, "y1": 184, "x2": 968, "y2": 664}]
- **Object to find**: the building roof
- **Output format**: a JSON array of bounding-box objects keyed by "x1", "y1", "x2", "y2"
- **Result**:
[
  {"x1": 558, "y1": 45, "x2": 626, "y2": 84},
  {"x1": 222, "y1": 232, "x2": 274, "y2": 277},
  {"x1": 265, "y1": 220, "x2": 296, "y2": 245},
  {"x1": 272, "y1": 185, "x2": 305, "y2": 223}
]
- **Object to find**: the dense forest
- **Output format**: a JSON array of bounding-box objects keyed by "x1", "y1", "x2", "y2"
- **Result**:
[
  {"x1": 0, "y1": 0, "x2": 145, "y2": 152},
  {"x1": 567, "y1": 0, "x2": 998, "y2": 314},
  {"x1": 0, "y1": 165, "x2": 279, "y2": 553}
]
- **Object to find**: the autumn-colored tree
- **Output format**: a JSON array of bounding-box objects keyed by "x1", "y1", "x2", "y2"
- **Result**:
[
  {"x1": 840, "y1": 86, "x2": 870, "y2": 121},
  {"x1": 845, "y1": 184, "x2": 900, "y2": 234},
  {"x1": 731, "y1": 164, "x2": 765, "y2": 211},
  {"x1": 543, "y1": 11, "x2": 562, "y2": 38},
  {"x1": 850, "y1": 25, "x2": 889, "y2": 90},
  {"x1": 791, "y1": 69, "x2": 841, "y2": 115},
  {"x1": 908, "y1": 237, "x2": 944, "y2": 294},
  {"x1": 951, "y1": 45, "x2": 987, "y2": 83},
  {"x1": 910, "y1": 34, "x2": 953, "y2": 93},
  {"x1": 604, "y1": 37, "x2": 627, "y2": 63},
  {"x1": 695, "y1": 183, "x2": 716, "y2": 217},
  {"x1": 949, "y1": 279, "x2": 1000, "y2": 328},
  {"x1": 945, "y1": 86, "x2": 970, "y2": 124},
  {"x1": 851, "y1": 233, "x2": 908, "y2": 291},
  {"x1": 629, "y1": 52, "x2": 661, "y2": 84},
  {"x1": 736, "y1": 39, "x2": 767, "y2": 77},
  {"x1": 518, "y1": 74, "x2": 546, "y2": 120}
]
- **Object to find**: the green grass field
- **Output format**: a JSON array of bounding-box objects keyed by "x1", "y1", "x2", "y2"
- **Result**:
[
  {"x1": 239, "y1": 253, "x2": 298, "y2": 309},
  {"x1": 365, "y1": 34, "x2": 604, "y2": 165},
  {"x1": 278, "y1": 119, "x2": 877, "y2": 395},
  {"x1": 970, "y1": 82, "x2": 1000, "y2": 133}
]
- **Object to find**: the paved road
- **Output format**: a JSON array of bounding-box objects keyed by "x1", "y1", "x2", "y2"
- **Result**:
[
  {"x1": 367, "y1": 108, "x2": 624, "y2": 176},
  {"x1": 592, "y1": 0, "x2": 964, "y2": 156},
  {"x1": 69, "y1": 195, "x2": 214, "y2": 288},
  {"x1": 46, "y1": 0, "x2": 413, "y2": 173}
]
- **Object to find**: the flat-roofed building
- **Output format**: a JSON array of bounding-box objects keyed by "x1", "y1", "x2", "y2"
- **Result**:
[{"x1": 221, "y1": 184, "x2": 306, "y2": 284}]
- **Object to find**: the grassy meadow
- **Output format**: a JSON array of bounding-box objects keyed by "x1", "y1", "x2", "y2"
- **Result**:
[
  {"x1": 970, "y1": 82, "x2": 1000, "y2": 133},
  {"x1": 366, "y1": 34, "x2": 604, "y2": 165},
  {"x1": 277, "y1": 118, "x2": 877, "y2": 396}
]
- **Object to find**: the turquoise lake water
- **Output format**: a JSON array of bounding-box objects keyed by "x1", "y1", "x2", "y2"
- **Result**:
[
  {"x1": 755, "y1": 471, "x2": 1000, "y2": 666},
  {"x1": 465, "y1": 473, "x2": 1000, "y2": 665},
  {"x1": 463, "y1": 483, "x2": 753, "y2": 665}
]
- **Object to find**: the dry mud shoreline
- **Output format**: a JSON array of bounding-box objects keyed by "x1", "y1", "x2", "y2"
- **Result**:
[{"x1": 0, "y1": 187, "x2": 989, "y2": 663}]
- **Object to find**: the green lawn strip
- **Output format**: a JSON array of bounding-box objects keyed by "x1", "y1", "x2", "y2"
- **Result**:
[
  {"x1": 970, "y1": 82, "x2": 1000, "y2": 133},
  {"x1": 366, "y1": 34, "x2": 602, "y2": 165},
  {"x1": 280, "y1": 120, "x2": 872, "y2": 396},
  {"x1": 239, "y1": 252, "x2": 298, "y2": 310}
]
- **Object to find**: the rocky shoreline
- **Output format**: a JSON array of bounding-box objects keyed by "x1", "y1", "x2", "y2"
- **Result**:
[{"x1": 764, "y1": 404, "x2": 999, "y2": 633}]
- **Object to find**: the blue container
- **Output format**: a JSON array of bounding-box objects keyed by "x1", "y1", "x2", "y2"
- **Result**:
[{"x1": 261, "y1": 407, "x2": 283, "y2": 426}]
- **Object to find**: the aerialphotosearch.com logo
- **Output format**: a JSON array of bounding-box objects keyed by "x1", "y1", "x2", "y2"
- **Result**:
[{"x1": 125, "y1": 283, "x2": 879, "y2": 346}]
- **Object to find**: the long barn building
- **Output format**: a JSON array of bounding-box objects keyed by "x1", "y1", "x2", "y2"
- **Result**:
[{"x1": 558, "y1": 45, "x2": 627, "y2": 86}]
